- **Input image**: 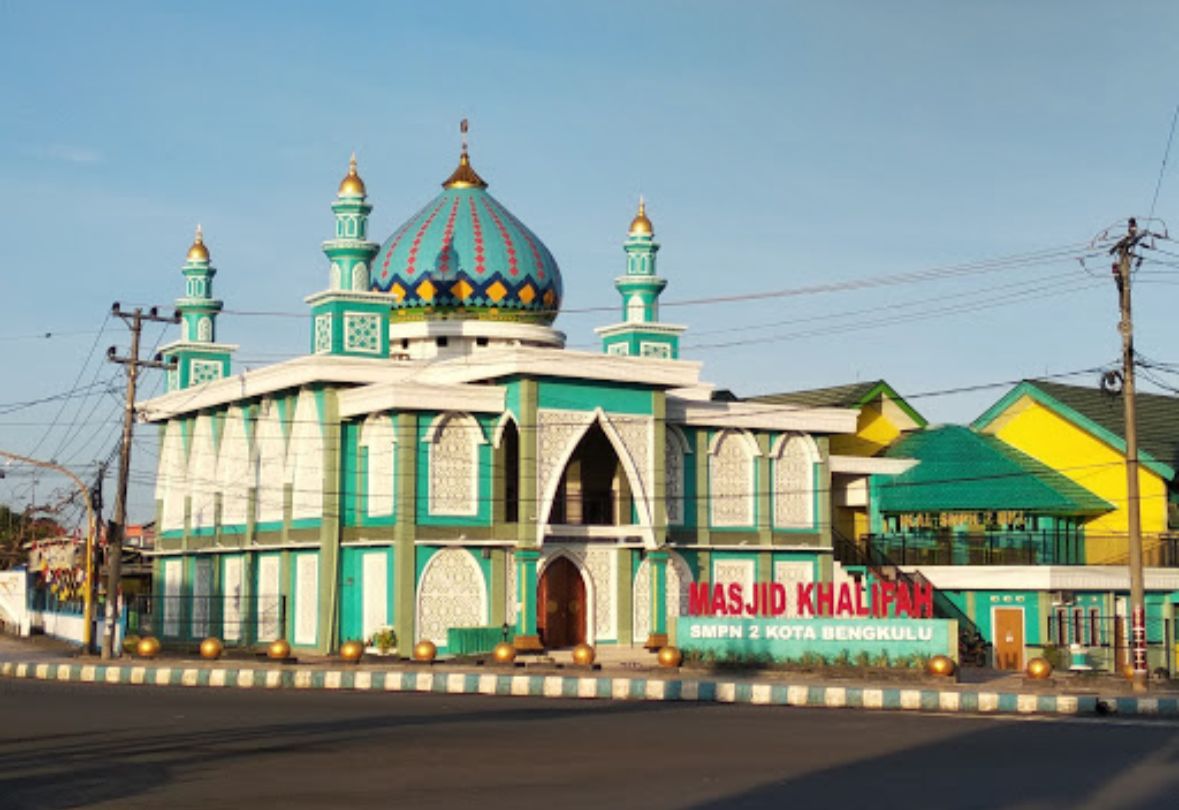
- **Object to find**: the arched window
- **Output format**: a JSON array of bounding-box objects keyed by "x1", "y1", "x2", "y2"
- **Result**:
[
  {"x1": 773, "y1": 434, "x2": 817, "y2": 529},
  {"x1": 197, "y1": 316, "x2": 212, "y2": 342},
  {"x1": 709, "y1": 429, "x2": 756, "y2": 527},
  {"x1": 627, "y1": 294, "x2": 645, "y2": 323},
  {"x1": 351, "y1": 262, "x2": 368, "y2": 291},
  {"x1": 427, "y1": 413, "x2": 484, "y2": 516},
  {"x1": 360, "y1": 415, "x2": 395, "y2": 518}
]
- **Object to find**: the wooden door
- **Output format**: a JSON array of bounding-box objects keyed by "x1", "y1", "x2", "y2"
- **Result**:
[
  {"x1": 993, "y1": 607, "x2": 1025, "y2": 670},
  {"x1": 537, "y1": 557, "x2": 586, "y2": 649}
]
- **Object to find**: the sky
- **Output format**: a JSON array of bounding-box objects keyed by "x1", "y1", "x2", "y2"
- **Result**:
[{"x1": 2, "y1": 1, "x2": 1178, "y2": 525}]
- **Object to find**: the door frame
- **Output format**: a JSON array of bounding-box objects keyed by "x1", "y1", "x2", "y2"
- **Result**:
[
  {"x1": 991, "y1": 605, "x2": 1026, "y2": 671},
  {"x1": 538, "y1": 550, "x2": 595, "y2": 645}
]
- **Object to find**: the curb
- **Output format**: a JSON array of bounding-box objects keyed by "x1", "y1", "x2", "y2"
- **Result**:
[{"x1": 0, "y1": 660, "x2": 1116, "y2": 717}]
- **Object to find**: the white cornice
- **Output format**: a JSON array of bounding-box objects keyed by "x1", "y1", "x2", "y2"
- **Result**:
[
  {"x1": 158, "y1": 340, "x2": 239, "y2": 354},
  {"x1": 667, "y1": 397, "x2": 857, "y2": 434},
  {"x1": 417, "y1": 345, "x2": 704, "y2": 388},
  {"x1": 338, "y1": 381, "x2": 505, "y2": 418},
  {"x1": 304, "y1": 290, "x2": 394, "y2": 306},
  {"x1": 829, "y1": 455, "x2": 918, "y2": 475},
  {"x1": 139, "y1": 355, "x2": 421, "y2": 421},
  {"x1": 594, "y1": 322, "x2": 687, "y2": 338}
]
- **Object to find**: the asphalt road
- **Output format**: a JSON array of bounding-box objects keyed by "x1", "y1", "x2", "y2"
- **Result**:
[{"x1": 2, "y1": 679, "x2": 1179, "y2": 810}]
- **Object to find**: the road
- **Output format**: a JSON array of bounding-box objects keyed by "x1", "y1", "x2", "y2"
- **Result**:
[{"x1": 2, "y1": 679, "x2": 1178, "y2": 809}]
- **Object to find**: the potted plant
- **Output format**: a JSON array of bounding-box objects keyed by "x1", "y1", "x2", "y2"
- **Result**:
[{"x1": 368, "y1": 626, "x2": 397, "y2": 656}]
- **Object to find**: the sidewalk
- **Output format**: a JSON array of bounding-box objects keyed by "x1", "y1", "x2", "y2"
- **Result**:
[{"x1": 2, "y1": 635, "x2": 1175, "y2": 719}]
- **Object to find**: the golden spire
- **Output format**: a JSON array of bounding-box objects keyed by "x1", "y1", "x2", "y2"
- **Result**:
[
  {"x1": 628, "y1": 195, "x2": 653, "y2": 236},
  {"x1": 442, "y1": 119, "x2": 488, "y2": 189},
  {"x1": 338, "y1": 151, "x2": 367, "y2": 196},
  {"x1": 186, "y1": 224, "x2": 210, "y2": 262}
]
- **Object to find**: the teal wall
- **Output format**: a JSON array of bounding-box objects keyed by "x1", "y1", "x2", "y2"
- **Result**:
[{"x1": 537, "y1": 378, "x2": 654, "y2": 415}]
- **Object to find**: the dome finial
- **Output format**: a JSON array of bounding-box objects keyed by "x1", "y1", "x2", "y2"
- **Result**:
[
  {"x1": 629, "y1": 195, "x2": 653, "y2": 236},
  {"x1": 187, "y1": 223, "x2": 210, "y2": 262},
  {"x1": 442, "y1": 118, "x2": 488, "y2": 189},
  {"x1": 338, "y1": 151, "x2": 367, "y2": 197}
]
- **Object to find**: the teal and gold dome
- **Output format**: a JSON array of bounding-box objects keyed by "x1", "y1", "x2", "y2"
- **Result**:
[{"x1": 371, "y1": 149, "x2": 563, "y2": 324}]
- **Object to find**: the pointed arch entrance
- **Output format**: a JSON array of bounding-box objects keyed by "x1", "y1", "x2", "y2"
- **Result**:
[
  {"x1": 537, "y1": 556, "x2": 586, "y2": 648},
  {"x1": 545, "y1": 420, "x2": 643, "y2": 529}
]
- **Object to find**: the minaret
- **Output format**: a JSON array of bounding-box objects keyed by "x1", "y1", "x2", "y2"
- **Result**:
[
  {"x1": 595, "y1": 198, "x2": 685, "y2": 359},
  {"x1": 160, "y1": 226, "x2": 237, "y2": 391},
  {"x1": 305, "y1": 153, "x2": 389, "y2": 357}
]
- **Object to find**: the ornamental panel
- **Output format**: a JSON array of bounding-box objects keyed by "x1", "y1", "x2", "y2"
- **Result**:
[
  {"x1": 190, "y1": 359, "x2": 222, "y2": 386},
  {"x1": 606, "y1": 343, "x2": 630, "y2": 356},
  {"x1": 774, "y1": 435, "x2": 814, "y2": 529},
  {"x1": 428, "y1": 415, "x2": 480, "y2": 516},
  {"x1": 416, "y1": 548, "x2": 486, "y2": 645},
  {"x1": 639, "y1": 341, "x2": 671, "y2": 359},
  {"x1": 633, "y1": 551, "x2": 693, "y2": 642},
  {"x1": 343, "y1": 313, "x2": 381, "y2": 354},
  {"x1": 314, "y1": 313, "x2": 332, "y2": 354},
  {"x1": 713, "y1": 558, "x2": 755, "y2": 595},
  {"x1": 607, "y1": 414, "x2": 653, "y2": 518},
  {"x1": 710, "y1": 431, "x2": 754, "y2": 527},
  {"x1": 774, "y1": 561, "x2": 814, "y2": 618},
  {"x1": 665, "y1": 434, "x2": 684, "y2": 525}
]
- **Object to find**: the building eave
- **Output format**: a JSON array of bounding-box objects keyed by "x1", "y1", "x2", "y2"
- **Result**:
[{"x1": 667, "y1": 398, "x2": 858, "y2": 434}]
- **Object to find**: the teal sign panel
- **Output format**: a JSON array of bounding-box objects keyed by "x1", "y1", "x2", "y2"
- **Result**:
[{"x1": 676, "y1": 616, "x2": 956, "y2": 660}]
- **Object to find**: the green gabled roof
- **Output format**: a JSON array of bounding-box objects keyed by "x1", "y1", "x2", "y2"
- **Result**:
[
  {"x1": 746, "y1": 380, "x2": 927, "y2": 427},
  {"x1": 878, "y1": 425, "x2": 1114, "y2": 516},
  {"x1": 973, "y1": 381, "x2": 1178, "y2": 480}
]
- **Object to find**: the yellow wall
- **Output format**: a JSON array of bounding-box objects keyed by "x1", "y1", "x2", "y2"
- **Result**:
[
  {"x1": 831, "y1": 400, "x2": 904, "y2": 457},
  {"x1": 982, "y1": 396, "x2": 1169, "y2": 562}
]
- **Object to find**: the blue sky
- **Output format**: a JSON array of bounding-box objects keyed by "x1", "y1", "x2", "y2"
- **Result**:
[{"x1": 2, "y1": 1, "x2": 1178, "y2": 523}]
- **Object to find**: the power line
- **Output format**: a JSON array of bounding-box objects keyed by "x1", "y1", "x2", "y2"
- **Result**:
[{"x1": 1148, "y1": 103, "x2": 1179, "y2": 223}]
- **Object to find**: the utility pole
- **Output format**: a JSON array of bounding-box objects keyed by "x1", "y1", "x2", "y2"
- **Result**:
[
  {"x1": 1111, "y1": 218, "x2": 1148, "y2": 693},
  {"x1": 102, "y1": 303, "x2": 178, "y2": 659},
  {"x1": 87, "y1": 461, "x2": 107, "y2": 654}
]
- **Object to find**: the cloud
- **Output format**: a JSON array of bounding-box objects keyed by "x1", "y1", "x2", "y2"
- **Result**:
[{"x1": 37, "y1": 144, "x2": 103, "y2": 164}]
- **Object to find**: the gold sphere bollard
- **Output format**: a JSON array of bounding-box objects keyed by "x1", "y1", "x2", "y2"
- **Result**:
[
  {"x1": 199, "y1": 637, "x2": 223, "y2": 660},
  {"x1": 571, "y1": 643, "x2": 595, "y2": 666},
  {"x1": 339, "y1": 640, "x2": 364, "y2": 663},
  {"x1": 492, "y1": 641, "x2": 517, "y2": 664},
  {"x1": 413, "y1": 640, "x2": 437, "y2": 662},
  {"x1": 1026, "y1": 657, "x2": 1053, "y2": 680},
  {"x1": 267, "y1": 639, "x2": 291, "y2": 660},
  {"x1": 927, "y1": 655, "x2": 956, "y2": 677},
  {"x1": 657, "y1": 646, "x2": 682, "y2": 668},
  {"x1": 136, "y1": 636, "x2": 161, "y2": 659}
]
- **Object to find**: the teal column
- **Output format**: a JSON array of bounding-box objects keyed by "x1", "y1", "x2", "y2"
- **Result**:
[
  {"x1": 645, "y1": 548, "x2": 669, "y2": 649},
  {"x1": 514, "y1": 548, "x2": 542, "y2": 649}
]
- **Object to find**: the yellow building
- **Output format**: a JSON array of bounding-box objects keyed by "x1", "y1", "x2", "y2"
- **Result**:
[{"x1": 973, "y1": 381, "x2": 1178, "y2": 564}]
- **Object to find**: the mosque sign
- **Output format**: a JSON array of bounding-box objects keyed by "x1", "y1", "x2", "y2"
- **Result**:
[{"x1": 677, "y1": 581, "x2": 956, "y2": 661}]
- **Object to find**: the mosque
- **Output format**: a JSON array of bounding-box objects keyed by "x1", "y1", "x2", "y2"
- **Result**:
[{"x1": 141, "y1": 132, "x2": 888, "y2": 656}]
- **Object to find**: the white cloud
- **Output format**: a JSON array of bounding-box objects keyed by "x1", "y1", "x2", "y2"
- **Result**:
[{"x1": 38, "y1": 144, "x2": 103, "y2": 164}]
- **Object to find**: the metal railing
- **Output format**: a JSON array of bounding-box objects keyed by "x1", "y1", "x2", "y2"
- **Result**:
[
  {"x1": 865, "y1": 531, "x2": 1179, "y2": 567},
  {"x1": 833, "y1": 528, "x2": 985, "y2": 656},
  {"x1": 125, "y1": 594, "x2": 286, "y2": 647}
]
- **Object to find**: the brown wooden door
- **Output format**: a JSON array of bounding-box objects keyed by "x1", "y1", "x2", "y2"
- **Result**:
[
  {"x1": 537, "y1": 557, "x2": 586, "y2": 649},
  {"x1": 993, "y1": 608, "x2": 1025, "y2": 670}
]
